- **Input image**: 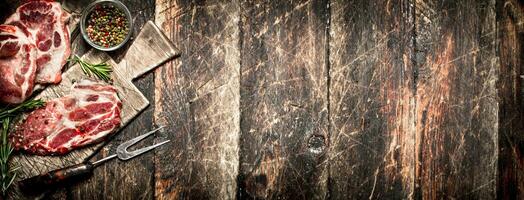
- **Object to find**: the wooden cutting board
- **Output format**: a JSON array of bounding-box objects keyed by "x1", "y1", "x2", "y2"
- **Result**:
[{"x1": 9, "y1": 21, "x2": 179, "y2": 198}]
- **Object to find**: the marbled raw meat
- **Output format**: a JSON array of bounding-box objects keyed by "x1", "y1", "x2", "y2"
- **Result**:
[
  {"x1": 11, "y1": 79, "x2": 122, "y2": 155},
  {"x1": 5, "y1": 0, "x2": 70, "y2": 84},
  {"x1": 0, "y1": 24, "x2": 37, "y2": 104}
]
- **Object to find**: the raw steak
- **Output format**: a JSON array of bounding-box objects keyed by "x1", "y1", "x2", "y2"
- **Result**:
[
  {"x1": 5, "y1": 0, "x2": 71, "y2": 84},
  {"x1": 11, "y1": 79, "x2": 122, "y2": 155},
  {"x1": 0, "y1": 24, "x2": 37, "y2": 104}
]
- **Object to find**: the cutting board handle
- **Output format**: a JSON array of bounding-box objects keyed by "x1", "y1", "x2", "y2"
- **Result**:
[{"x1": 116, "y1": 21, "x2": 179, "y2": 80}]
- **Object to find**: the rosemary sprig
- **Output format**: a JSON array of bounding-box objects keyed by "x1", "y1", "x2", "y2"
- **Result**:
[
  {"x1": 0, "y1": 99, "x2": 45, "y2": 195},
  {"x1": 70, "y1": 55, "x2": 113, "y2": 82},
  {"x1": 0, "y1": 99, "x2": 45, "y2": 119},
  {"x1": 0, "y1": 118, "x2": 16, "y2": 195}
]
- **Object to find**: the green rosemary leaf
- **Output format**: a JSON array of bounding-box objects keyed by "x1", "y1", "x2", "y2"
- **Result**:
[
  {"x1": 0, "y1": 99, "x2": 45, "y2": 120},
  {"x1": 0, "y1": 99, "x2": 44, "y2": 195},
  {"x1": 71, "y1": 55, "x2": 113, "y2": 82}
]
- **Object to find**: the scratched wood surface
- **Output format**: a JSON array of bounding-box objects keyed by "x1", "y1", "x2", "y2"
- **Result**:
[
  {"x1": 237, "y1": 0, "x2": 329, "y2": 199},
  {"x1": 497, "y1": 0, "x2": 524, "y2": 199},
  {"x1": 1, "y1": 0, "x2": 523, "y2": 199},
  {"x1": 153, "y1": 0, "x2": 240, "y2": 199},
  {"x1": 414, "y1": 0, "x2": 498, "y2": 199},
  {"x1": 329, "y1": 0, "x2": 415, "y2": 199}
]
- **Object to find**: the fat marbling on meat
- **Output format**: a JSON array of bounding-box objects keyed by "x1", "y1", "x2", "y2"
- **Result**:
[
  {"x1": 11, "y1": 79, "x2": 122, "y2": 155},
  {"x1": 5, "y1": 0, "x2": 71, "y2": 84},
  {"x1": 0, "y1": 25, "x2": 37, "y2": 104}
]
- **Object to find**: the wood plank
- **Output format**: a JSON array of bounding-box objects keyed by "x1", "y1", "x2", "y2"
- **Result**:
[
  {"x1": 328, "y1": 0, "x2": 415, "y2": 199},
  {"x1": 66, "y1": 0, "x2": 160, "y2": 199},
  {"x1": 414, "y1": 0, "x2": 498, "y2": 199},
  {"x1": 153, "y1": 0, "x2": 240, "y2": 199},
  {"x1": 496, "y1": 0, "x2": 524, "y2": 199},
  {"x1": 237, "y1": 0, "x2": 329, "y2": 199}
]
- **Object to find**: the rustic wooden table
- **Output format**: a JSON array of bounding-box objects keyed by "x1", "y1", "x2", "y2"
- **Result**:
[{"x1": 1, "y1": 0, "x2": 523, "y2": 199}]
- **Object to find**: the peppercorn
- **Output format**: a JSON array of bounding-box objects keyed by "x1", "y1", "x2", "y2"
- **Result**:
[{"x1": 86, "y1": 4, "x2": 129, "y2": 48}]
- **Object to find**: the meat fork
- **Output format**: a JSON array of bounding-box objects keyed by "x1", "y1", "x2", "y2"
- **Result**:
[{"x1": 18, "y1": 126, "x2": 169, "y2": 194}]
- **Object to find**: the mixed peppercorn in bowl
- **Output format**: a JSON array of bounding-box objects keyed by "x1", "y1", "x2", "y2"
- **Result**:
[{"x1": 80, "y1": 0, "x2": 132, "y2": 51}]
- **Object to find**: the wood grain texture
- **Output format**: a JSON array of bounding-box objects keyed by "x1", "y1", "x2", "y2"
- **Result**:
[
  {"x1": 2, "y1": 0, "x2": 523, "y2": 198},
  {"x1": 238, "y1": 0, "x2": 329, "y2": 199},
  {"x1": 414, "y1": 0, "x2": 498, "y2": 199},
  {"x1": 328, "y1": 0, "x2": 415, "y2": 199},
  {"x1": 497, "y1": 0, "x2": 524, "y2": 199},
  {"x1": 154, "y1": 0, "x2": 240, "y2": 199}
]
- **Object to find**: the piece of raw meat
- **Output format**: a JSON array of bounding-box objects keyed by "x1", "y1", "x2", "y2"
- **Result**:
[
  {"x1": 5, "y1": 0, "x2": 71, "y2": 84},
  {"x1": 11, "y1": 79, "x2": 122, "y2": 155},
  {"x1": 0, "y1": 24, "x2": 37, "y2": 104}
]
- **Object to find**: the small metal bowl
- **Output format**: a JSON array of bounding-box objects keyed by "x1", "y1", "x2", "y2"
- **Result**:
[{"x1": 80, "y1": 0, "x2": 133, "y2": 51}]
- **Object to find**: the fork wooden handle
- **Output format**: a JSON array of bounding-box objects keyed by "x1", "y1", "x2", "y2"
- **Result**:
[{"x1": 18, "y1": 163, "x2": 94, "y2": 195}]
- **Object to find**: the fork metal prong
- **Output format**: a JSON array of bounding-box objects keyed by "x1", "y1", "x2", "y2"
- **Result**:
[
  {"x1": 116, "y1": 126, "x2": 165, "y2": 159},
  {"x1": 119, "y1": 140, "x2": 170, "y2": 160}
]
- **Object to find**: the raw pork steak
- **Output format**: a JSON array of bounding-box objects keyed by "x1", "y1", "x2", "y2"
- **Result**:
[
  {"x1": 6, "y1": 0, "x2": 71, "y2": 84},
  {"x1": 0, "y1": 25, "x2": 37, "y2": 104},
  {"x1": 11, "y1": 79, "x2": 122, "y2": 155}
]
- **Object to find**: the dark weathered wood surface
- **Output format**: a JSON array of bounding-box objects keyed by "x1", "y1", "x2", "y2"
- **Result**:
[
  {"x1": 497, "y1": 0, "x2": 524, "y2": 199},
  {"x1": 1, "y1": 0, "x2": 522, "y2": 199},
  {"x1": 238, "y1": 0, "x2": 329, "y2": 199},
  {"x1": 329, "y1": 0, "x2": 414, "y2": 199},
  {"x1": 414, "y1": 0, "x2": 499, "y2": 199},
  {"x1": 153, "y1": 0, "x2": 240, "y2": 199}
]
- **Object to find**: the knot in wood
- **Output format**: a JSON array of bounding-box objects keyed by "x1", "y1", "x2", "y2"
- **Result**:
[{"x1": 308, "y1": 135, "x2": 326, "y2": 154}]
